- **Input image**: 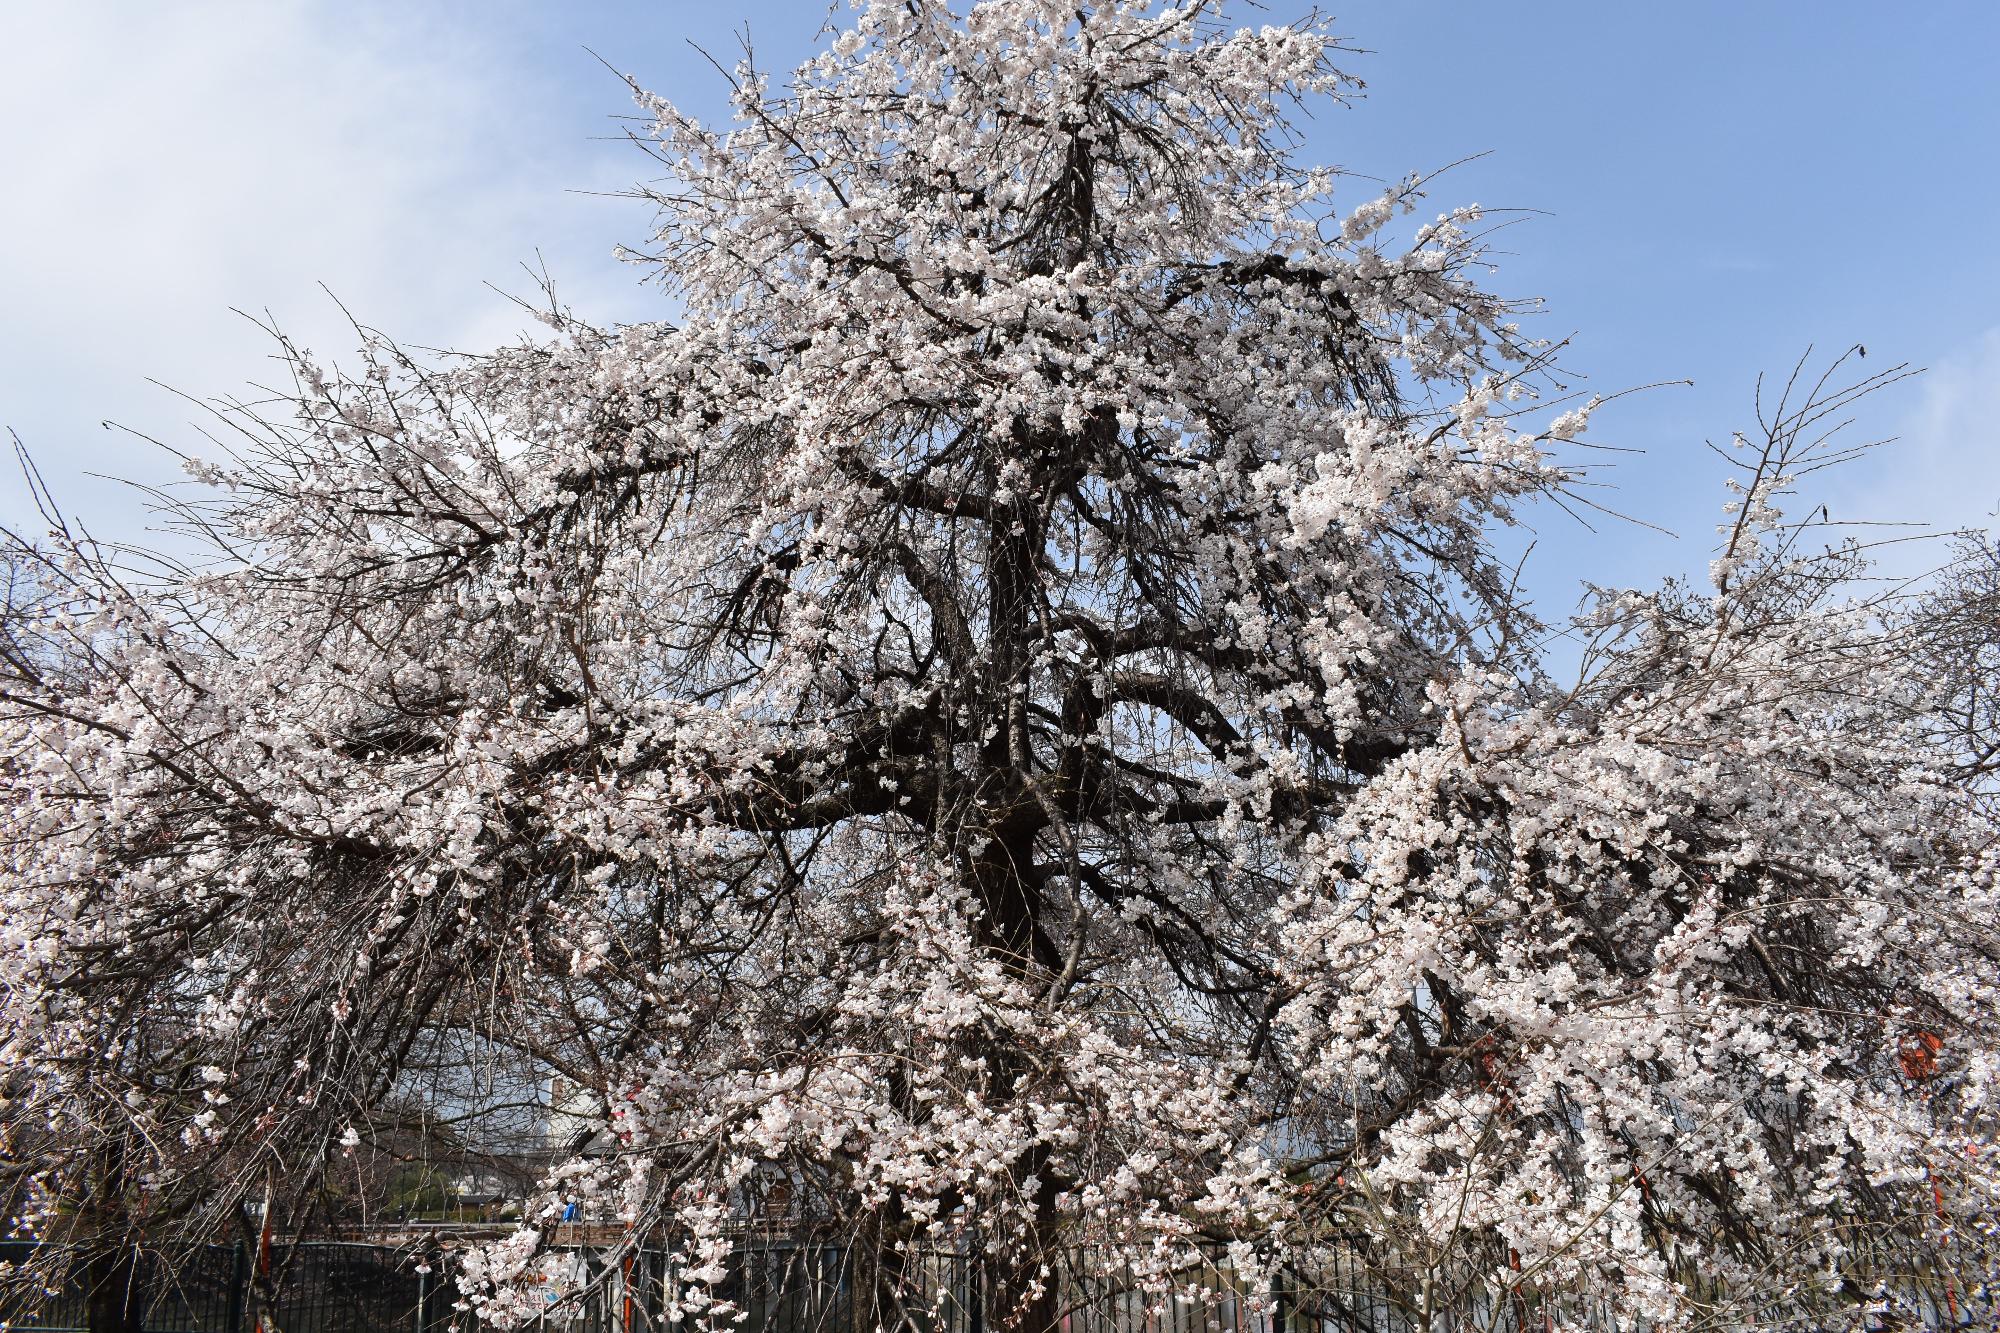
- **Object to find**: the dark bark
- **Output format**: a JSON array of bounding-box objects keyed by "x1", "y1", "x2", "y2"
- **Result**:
[{"x1": 81, "y1": 1246, "x2": 143, "y2": 1333}]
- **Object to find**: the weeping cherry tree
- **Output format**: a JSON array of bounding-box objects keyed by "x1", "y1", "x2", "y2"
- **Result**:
[{"x1": 3, "y1": 2, "x2": 1996, "y2": 1328}]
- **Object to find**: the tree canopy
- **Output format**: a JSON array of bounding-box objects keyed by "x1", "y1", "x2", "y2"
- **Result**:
[{"x1": 3, "y1": 2, "x2": 1995, "y2": 1329}]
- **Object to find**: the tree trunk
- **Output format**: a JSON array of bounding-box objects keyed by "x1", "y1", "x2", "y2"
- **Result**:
[
  {"x1": 82, "y1": 1244, "x2": 143, "y2": 1333},
  {"x1": 78, "y1": 1132, "x2": 144, "y2": 1333},
  {"x1": 984, "y1": 1166, "x2": 1062, "y2": 1333}
]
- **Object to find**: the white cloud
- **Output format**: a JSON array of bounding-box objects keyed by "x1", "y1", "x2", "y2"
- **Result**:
[
  {"x1": 1893, "y1": 328, "x2": 2000, "y2": 529},
  {"x1": 0, "y1": 2, "x2": 656, "y2": 538},
  {"x1": 1823, "y1": 328, "x2": 2000, "y2": 582}
]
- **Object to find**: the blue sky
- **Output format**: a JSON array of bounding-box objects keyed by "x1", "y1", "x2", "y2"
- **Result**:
[{"x1": 3, "y1": 1, "x2": 1996, "y2": 617}]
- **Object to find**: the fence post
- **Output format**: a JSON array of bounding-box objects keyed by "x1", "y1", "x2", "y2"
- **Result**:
[
  {"x1": 225, "y1": 1241, "x2": 247, "y2": 1333},
  {"x1": 968, "y1": 1251, "x2": 981, "y2": 1333},
  {"x1": 416, "y1": 1257, "x2": 429, "y2": 1333}
]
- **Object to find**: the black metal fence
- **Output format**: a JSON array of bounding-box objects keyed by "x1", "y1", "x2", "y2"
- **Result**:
[
  {"x1": 0, "y1": 1236, "x2": 1985, "y2": 1333},
  {"x1": 0, "y1": 1241, "x2": 461, "y2": 1333}
]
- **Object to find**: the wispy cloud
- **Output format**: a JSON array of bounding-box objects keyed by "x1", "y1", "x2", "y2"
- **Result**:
[
  {"x1": 1822, "y1": 328, "x2": 2000, "y2": 581},
  {"x1": 1895, "y1": 328, "x2": 2000, "y2": 529},
  {"x1": 0, "y1": 2, "x2": 649, "y2": 536}
]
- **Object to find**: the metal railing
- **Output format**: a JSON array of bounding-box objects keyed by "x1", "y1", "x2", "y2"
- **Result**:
[
  {"x1": 0, "y1": 1241, "x2": 456, "y2": 1333},
  {"x1": 0, "y1": 1235, "x2": 1986, "y2": 1333}
]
